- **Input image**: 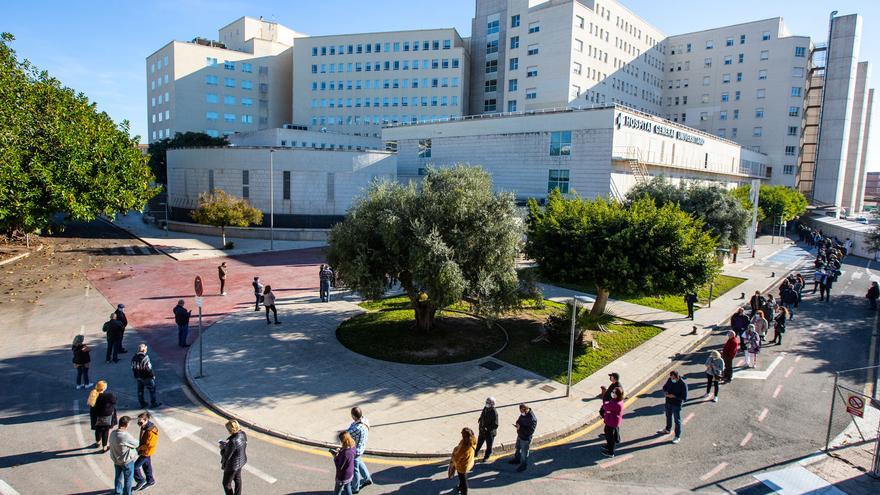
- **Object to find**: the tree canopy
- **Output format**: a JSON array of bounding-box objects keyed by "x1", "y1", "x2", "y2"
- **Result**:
[
  {"x1": 626, "y1": 177, "x2": 750, "y2": 249},
  {"x1": 732, "y1": 183, "x2": 807, "y2": 227},
  {"x1": 526, "y1": 190, "x2": 719, "y2": 316},
  {"x1": 147, "y1": 131, "x2": 228, "y2": 184},
  {"x1": 0, "y1": 33, "x2": 157, "y2": 235},
  {"x1": 327, "y1": 166, "x2": 521, "y2": 333},
  {"x1": 190, "y1": 190, "x2": 263, "y2": 247}
]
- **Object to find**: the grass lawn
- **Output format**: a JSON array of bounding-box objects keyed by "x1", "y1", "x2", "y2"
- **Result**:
[
  {"x1": 496, "y1": 300, "x2": 662, "y2": 385},
  {"x1": 337, "y1": 296, "x2": 506, "y2": 364},
  {"x1": 527, "y1": 268, "x2": 746, "y2": 315}
]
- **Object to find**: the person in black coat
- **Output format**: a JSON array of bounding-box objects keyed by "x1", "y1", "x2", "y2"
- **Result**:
[
  {"x1": 87, "y1": 381, "x2": 117, "y2": 452},
  {"x1": 684, "y1": 292, "x2": 698, "y2": 320},
  {"x1": 771, "y1": 307, "x2": 787, "y2": 345},
  {"x1": 220, "y1": 420, "x2": 248, "y2": 495},
  {"x1": 510, "y1": 404, "x2": 537, "y2": 472},
  {"x1": 102, "y1": 313, "x2": 125, "y2": 363},
  {"x1": 867, "y1": 282, "x2": 880, "y2": 310},
  {"x1": 475, "y1": 397, "x2": 499, "y2": 462},
  {"x1": 114, "y1": 304, "x2": 129, "y2": 353}
]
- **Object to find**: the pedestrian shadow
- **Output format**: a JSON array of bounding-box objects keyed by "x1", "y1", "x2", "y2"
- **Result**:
[{"x1": 0, "y1": 447, "x2": 97, "y2": 468}]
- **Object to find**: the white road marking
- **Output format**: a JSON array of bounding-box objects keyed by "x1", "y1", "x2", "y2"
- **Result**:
[
  {"x1": 72, "y1": 400, "x2": 113, "y2": 486},
  {"x1": 599, "y1": 453, "x2": 633, "y2": 468},
  {"x1": 735, "y1": 355, "x2": 785, "y2": 380},
  {"x1": 758, "y1": 408, "x2": 769, "y2": 422},
  {"x1": 785, "y1": 367, "x2": 795, "y2": 378},
  {"x1": 187, "y1": 433, "x2": 278, "y2": 484},
  {"x1": 852, "y1": 271, "x2": 864, "y2": 280},
  {"x1": 700, "y1": 462, "x2": 728, "y2": 481},
  {"x1": 85, "y1": 286, "x2": 90, "y2": 298},
  {"x1": 682, "y1": 412, "x2": 695, "y2": 425},
  {"x1": 740, "y1": 432, "x2": 753, "y2": 447},
  {"x1": 0, "y1": 480, "x2": 21, "y2": 495},
  {"x1": 794, "y1": 355, "x2": 801, "y2": 363},
  {"x1": 149, "y1": 410, "x2": 202, "y2": 442},
  {"x1": 773, "y1": 385, "x2": 783, "y2": 398}
]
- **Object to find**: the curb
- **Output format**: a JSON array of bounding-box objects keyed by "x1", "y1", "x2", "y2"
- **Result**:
[
  {"x1": 98, "y1": 216, "x2": 177, "y2": 260},
  {"x1": 181, "y1": 247, "x2": 808, "y2": 458},
  {"x1": 0, "y1": 243, "x2": 43, "y2": 266}
]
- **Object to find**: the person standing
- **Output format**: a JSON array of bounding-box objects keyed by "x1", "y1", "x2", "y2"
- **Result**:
[
  {"x1": 509, "y1": 403, "x2": 537, "y2": 472},
  {"x1": 822, "y1": 270, "x2": 834, "y2": 302},
  {"x1": 704, "y1": 351, "x2": 724, "y2": 402},
  {"x1": 220, "y1": 420, "x2": 247, "y2": 495},
  {"x1": 658, "y1": 371, "x2": 688, "y2": 444},
  {"x1": 601, "y1": 388, "x2": 624, "y2": 457},
  {"x1": 475, "y1": 397, "x2": 498, "y2": 462},
  {"x1": 721, "y1": 331, "x2": 739, "y2": 383},
  {"x1": 684, "y1": 292, "x2": 698, "y2": 320},
  {"x1": 347, "y1": 407, "x2": 373, "y2": 493},
  {"x1": 749, "y1": 291, "x2": 765, "y2": 317},
  {"x1": 263, "y1": 286, "x2": 280, "y2": 325},
  {"x1": 88, "y1": 381, "x2": 117, "y2": 452},
  {"x1": 750, "y1": 310, "x2": 768, "y2": 342},
  {"x1": 729, "y1": 308, "x2": 749, "y2": 342},
  {"x1": 133, "y1": 412, "x2": 159, "y2": 491},
  {"x1": 252, "y1": 277, "x2": 264, "y2": 311},
  {"x1": 173, "y1": 300, "x2": 192, "y2": 348},
  {"x1": 320, "y1": 265, "x2": 334, "y2": 302},
  {"x1": 867, "y1": 282, "x2": 880, "y2": 310},
  {"x1": 743, "y1": 324, "x2": 761, "y2": 368},
  {"x1": 72, "y1": 335, "x2": 92, "y2": 390},
  {"x1": 114, "y1": 304, "x2": 129, "y2": 354},
  {"x1": 600, "y1": 372, "x2": 624, "y2": 418},
  {"x1": 131, "y1": 344, "x2": 160, "y2": 409},
  {"x1": 781, "y1": 284, "x2": 798, "y2": 320},
  {"x1": 762, "y1": 295, "x2": 777, "y2": 326},
  {"x1": 449, "y1": 428, "x2": 476, "y2": 494},
  {"x1": 771, "y1": 306, "x2": 787, "y2": 346},
  {"x1": 103, "y1": 313, "x2": 125, "y2": 363},
  {"x1": 218, "y1": 262, "x2": 228, "y2": 296},
  {"x1": 331, "y1": 431, "x2": 356, "y2": 495},
  {"x1": 109, "y1": 415, "x2": 139, "y2": 495},
  {"x1": 813, "y1": 267, "x2": 825, "y2": 294}
]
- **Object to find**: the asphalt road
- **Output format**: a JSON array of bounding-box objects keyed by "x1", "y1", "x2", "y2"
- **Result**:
[{"x1": 0, "y1": 222, "x2": 876, "y2": 494}]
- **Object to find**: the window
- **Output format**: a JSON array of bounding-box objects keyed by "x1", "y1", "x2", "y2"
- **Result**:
[
  {"x1": 205, "y1": 75, "x2": 218, "y2": 85},
  {"x1": 756, "y1": 88, "x2": 766, "y2": 99},
  {"x1": 418, "y1": 138, "x2": 432, "y2": 158},
  {"x1": 527, "y1": 44, "x2": 539, "y2": 56},
  {"x1": 241, "y1": 98, "x2": 252, "y2": 107},
  {"x1": 224, "y1": 60, "x2": 235, "y2": 70},
  {"x1": 686, "y1": 43, "x2": 692, "y2": 52},
  {"x1": 785, "y1": 146, "x2": 797, "y2": 156},
  {"x1": 224, "y1": 113, "x2": 235, "y2": 122},
  {"x1": 762, "y1": 31, "x2": 771, "y2": 41},
  {"x1": 735, "y1": 90, "x2": 741, "y2": 101},
  {"x1": 528, "y1": 22, "x2": 540, "y2": 33},
  {"x1": 487, "y1": 19, "x2": 500, "y2": 35},
  {"x1": 703, "y1": 76, "x2": 711, "y2": 86},
  {"x1": 733, "y1": 109, "x2": 740, "y2": 119},
  {"x1": 570, "y1": 85, "x2": 580, "y2": 99},
  {"x1": 788, "y1": 106, "x2": 800, "y2": 117},
  {"x1": 206, "y1": 111, "x2": 218, "y2": 121},
  {"x1": 755, "y1": 108, "x2": 764, "y2": 118},
  {"x1": 726, "y1": 37, "x2": 734, "y2": 47},
  {"x1": 509, "y1": 78, "x2": 518, "y2": 91},
  {"x1": 575, "y1": 39, "x2": 583, "y2": 52},
  {"x1": 758, "y1": 69, "x2": 767, "y2": 80},
  {"x1": 510, "y1": 57, "x2": 520, "y2": 70},
  {"x1": 527, "y1": 66, "x2": 538, "y2": 77},
  {"x1": 206, "y1": 57, "x2": 218, "y2": 66},
  {"x1": 510, "y1": 36, "x2": 519, "y2": 49},
  {"x1": 206, "y1": 93, "x2": 218, "y2": 103},
  {"x1": 483, "y1": 99, "x2": 497, "y2": 112},
  {"x1": 283, "y1": 171, "x2": 291, "y2": 200},
  {"x1": 486, "y1": 59, "x2": 498, "y2": 73},
  {"x1": 721, "y1": 92, "x2": 729, "y2": 102},
  {"x1": 738, "y1": 53, "x2": 744, "y2": 63},
  {"x1": 740, "y1": 34, "x2": 746, "y2": 44},
  {"x1": 526, "y1": 87, "x2": 537, "y2": 100},
  {"x1": 547, "y1": 169, "x2": 570, "y2": 193},
  {"x1": 549, "y1": 131, "x2": 571, "y2": 156},
  {"x1": 487, "y1": 39, "x2": 499, "y2": 54},
  {"x1": 224, "y1": 77, "x2": 235, "y2": 88},
  {"x1": 753, "y1": 127, "x2": 763, "y2": 137},
  {"x1": 724, "y1": 56, "x2": 732, "y2": 65},
  {"x1": 732, "y1": 127, "x2": 738, "y2": 138},
  {"x1": 508, "y1": 100, "x2": 517, "y2": 112},
  {"x1": 700, "y1": 111, "x2": 708, "y2": 121},
  {"x1": 511, "y1": 15, "x2": 520, "y2": 28},
  {"x1": 795, "y1": 46, "x2": 806, "y2": 58},
  {"x1": 485, "y1": 79, "x2": 497, "y2": 92},
  {"x1": 736, "y1": 72, "x2": 743, "y2": 82},
  {"x1": 242, "y1": 171, "x2": 249, "y2": 199},
  {"x1": 572, "y1": 62, "x2": 582, "y2": 75},
  {"x1": 706, "y1": 40, "x2": 714, "y2": 50},
  {"x1": 701, "y1": 94, "x2": 709, "y2": 104},
  {"x1": 241, "y1": 63, "x2": 252, "y2": 73},
  {"x1": 242, "y1": 80, "x2": 253, "y2": 90},
  {"x1": 792, "y1": 67, "x2": 805, "y2": 78},
  {"x1": 224, "y1": 95, "x2": 235, "y2": 105},
  {"x1": 760, "y1": 50, "x2": 769, "y2": 61},
  {"x1": 791, "y1": 86, "x2": 802, "y2": 97},
  {"x1": 788, "y1": 126, "x2": 799, "y2": 136},
  {"x1": 718, "y1": 128, "x2": 727, "y2": 138},
  {"x1": 704, "y1": 57, "x2": 712, "y2": 68},
  {"x1": 720, "y1": 110, "x2": 728, "y2": 120}
]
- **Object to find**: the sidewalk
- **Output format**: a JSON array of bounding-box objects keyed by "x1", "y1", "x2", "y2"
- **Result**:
[
  {"x1": 109, "y1": 212, "x2": 325, "y2": 261},
  {"x1": 184, "y1": 237, "x2": 812, "y2": 457}
]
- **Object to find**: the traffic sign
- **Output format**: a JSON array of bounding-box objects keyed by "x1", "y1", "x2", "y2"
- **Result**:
[
  {"x1": 846, "y1": 394, "x2": 865, "y2": 418},
  {"x1": 194, "y1": 276, "x2": 204, "y2": 297},
  {"x1": 195, "y1": 296, "x2": 203, "y2": 308}
]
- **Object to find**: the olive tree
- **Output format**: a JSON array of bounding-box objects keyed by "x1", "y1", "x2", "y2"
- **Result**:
[{"x1": 190, "y1": 190, "x2": 263, "y2": 247}]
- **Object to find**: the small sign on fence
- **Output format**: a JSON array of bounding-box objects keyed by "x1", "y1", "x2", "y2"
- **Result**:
[{"x1": 846, "y1": 394, "x2": 866, "y2": 418}]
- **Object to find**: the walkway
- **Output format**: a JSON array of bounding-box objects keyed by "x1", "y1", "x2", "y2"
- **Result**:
[{"x1": 185, "y1": 238, "x2": 815, "y2": 456}]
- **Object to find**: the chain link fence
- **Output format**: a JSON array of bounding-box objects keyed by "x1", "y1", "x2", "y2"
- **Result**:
[{"x1": 824, "y1": 365, "x2": 880, "y2": 476}]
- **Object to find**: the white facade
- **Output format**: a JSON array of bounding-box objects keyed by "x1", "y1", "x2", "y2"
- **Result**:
[
  {"x1": 383, "y1": 105, "x2": 766, "y2": 202},
  {"x1": 292, "y1": 29, "x2": 470, "y2": 137}
]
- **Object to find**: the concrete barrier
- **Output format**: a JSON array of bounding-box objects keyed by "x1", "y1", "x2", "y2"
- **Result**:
[
  {"x1": 801, "y1": 214, "x2": 876, "y2": 259},
  {"x1": 167, "y1": 220, "x2": 329, "y2": 242}
]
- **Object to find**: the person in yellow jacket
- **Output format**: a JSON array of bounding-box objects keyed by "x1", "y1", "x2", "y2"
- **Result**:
[
  {"x1": 133, "y1": 411, "x2": 159, "y2": 491},
  {"x1": 449, "y1": 428, "x2": 476, "y2": 495}
]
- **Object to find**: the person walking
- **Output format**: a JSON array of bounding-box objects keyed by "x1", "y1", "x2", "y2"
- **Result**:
[
  {"x1": 133, "y1": 412, "x2": 159, "y2": 491},
  {"x1": 320, "y1": 264, "x2": 334, "y2": 302},
  {"x1": 218, "y1": 262, "x2": 228, "y2": 296},
  {"x1": 88, "y1": 381, "x2": 117, "y2": 452},
  {"x1": 347, "y1": 407, "x2": 373, "y2": 493},
  {"x1": 684, "y1": 292, "x2": 698, "y2": 320},
  {"x1": 72, "y1": 335, "x2": 93, "y2": 390},
  {"x1": 509, "y1": 403, "x2": 537, "y2": 472},
  {"x1": 704, "y1": 351, "x2": 724, "y2": 402},
  {"x1": 771, "y1": 306, "x2": 787, "y2": 346},
  {"x1": 601, "y1": 388, "x2": 624, "y2": 457},
  {"x1": 220, "y1": 420, "x2": 247, "y2": 495},
  {"x1": 868, "y1": 282, "x2": 880, "y2": 310},
  {"x1": 114, "y1": 304, "x2": 129, "y2": 354},
  {"x1": 331, "y1": 431, "x2": 357, "y2": 495},
  {"x1": 658, "y1": 371, "x2": 688, "y2": 444},
  {"x1": 263, "y1": 285, "x2": 280, "y2": 325},
  {"x1": 729, "y1": 308, "x2": 750, "y2": 342},
  {"x1": 475, "y1": 397, "x2": 498, "y2": 462},
  {"x1": 103, "y1": 313, "x2": 125, "y2": 363},
  {"x1": 750, "y1": 310, "x2": 768, "y2": 342},
  {"x1": 253, "y1": 277, "x2": 264, "y2": 311},
  {"x1": 131, "y1": 344, "x2": 160, "y2": 408},
  {"x1": 109, "y1": 415, "x2": 139, "y2": 495},
  {"x1": 449, "y1": 428, "x2": 476, "y2": 494},
  {"x1": 743, "y1": 324, "x2": 761, "y2": 368},
  {"x1": 173, "y1": 300, "x2": 192, "y2": 348},
  {"x1": 721, "y1": 331, "x2": 739, "y2": 383}
]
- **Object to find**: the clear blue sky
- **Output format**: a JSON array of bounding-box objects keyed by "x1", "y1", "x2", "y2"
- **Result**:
[{"x1": 4, "y1": 0, "x2": 878, "y2": 168}]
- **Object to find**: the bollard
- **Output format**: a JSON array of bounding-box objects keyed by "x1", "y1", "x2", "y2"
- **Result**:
[
  {"x1": 690, "y1": 325, "x2": 698, "y2": 335},
  {"x1": 740, "y1": 292, "x2": 746, "y2": 300},
  {"x1": 752, "y1": 249, "x2": 756, "y2": 258},
  {"x1": 771, "y1": 271, "x2": 775, "y2": 278}
]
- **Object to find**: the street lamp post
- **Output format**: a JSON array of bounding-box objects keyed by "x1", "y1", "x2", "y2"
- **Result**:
[
  {"x1": 269, "y1": 149, "x2": 275, "y2": 251},
  {"x1": 567, "y1": 294, "x2": 596, "y2": 397}
]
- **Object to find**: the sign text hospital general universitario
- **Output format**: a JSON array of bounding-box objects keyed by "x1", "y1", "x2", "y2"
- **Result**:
[{"x1": 616, "y1": 112, "x2": 706, "y2": 146}]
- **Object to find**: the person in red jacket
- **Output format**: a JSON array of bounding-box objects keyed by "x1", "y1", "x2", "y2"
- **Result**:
[{"x1": 721, "y1": 330, "x2": 739, "y2": 383}]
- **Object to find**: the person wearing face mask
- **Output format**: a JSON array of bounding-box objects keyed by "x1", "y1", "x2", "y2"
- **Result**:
[
  {"x1": 474, "y1": 397, "x2": 498, "y2": 463},
  {"x1": 508, "y1": 404, "x2": 537, "y2": 472},
  {"x1": 658, "y1": 370, "x2": 688, "y2": 444},
  {"x1": 133, "y1": 412, "x2": 159, "y2": 491}
]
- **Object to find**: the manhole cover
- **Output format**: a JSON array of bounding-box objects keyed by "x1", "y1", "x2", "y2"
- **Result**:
[
  {"x1": 540, "y1": 385, "x2": 557, "y2": 393},
  {"x1": 480, "y1": 361, "x2": 503, "y2": 371}
]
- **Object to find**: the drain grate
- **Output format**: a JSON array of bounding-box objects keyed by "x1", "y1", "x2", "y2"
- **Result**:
[
  {"x1": 540, "y1": 385, "x2": 557, "y2": 393},
  {"x1": 480, "y1": 360, "x2": 503, "y2": 371}
]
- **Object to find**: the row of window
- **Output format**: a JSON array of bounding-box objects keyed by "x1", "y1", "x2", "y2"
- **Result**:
[
  {"x1": 151, "y1": 110, "x2": 170, "y2": 123},
  {"x1": 150, "y1": 92, "x2": 170, "y2": 108},
  {"x1": 310, "y1": 58, "x2": 461, "y2": 74},
  {"x1": 308, "y1": 114, "x2": 460, "y2": 127},
  {"x1": 665, "y1": 67, "x2": 804, "y2": 90},
  {"x1": 205, "y1": 112, "x2": 254, "y2": 124},
  {"x1": 150, "y1": 74, "x2": 169, "y2": 90},
  {"x1": 205, "y1": 76, "x2": 266, "y2": 92},
  {"x1": 149, "y1": 55, "x2": 169, "y2": 74},
  {"x1": 695, "y1": 106, "x2": 802, "y2": 121},
  {"x1": 311, "y1": 95, "x2": 460, "y2": 108},
  {"x1": 205, "y1": 94, "x2": 254, "y2": 106},
  {"x1": 152, "y1": 128, "x2": 172, "y2": 140},
  {"x1": 311, "y1": 39, "x2": 453, "y2": 56},
  {"x1": 670, "y1": 35, "x2": 804, "y2": 54},
  {"x1": 310, "y1": 77, "x2": 460, "y2": 91}
]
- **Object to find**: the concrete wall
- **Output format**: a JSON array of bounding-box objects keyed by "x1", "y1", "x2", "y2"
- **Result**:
[
  {"x1": 841, "y1": 62, "x2": 870, "y2": 215},
  {"x1": 855, "y1": 89, "x2": 874, "y2": 210},
  {"x1": 168, "y1": 220, "x2": 328, "y2": 241},
  {"x1": 801, "y1": 215, "x2": 874, "y2": 259},
  {"x1": 228, "y1": 128, "x2": 381, "y2": 150}
]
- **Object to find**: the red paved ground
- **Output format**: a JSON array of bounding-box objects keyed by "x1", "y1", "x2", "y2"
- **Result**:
[{"x1": 86, "y1": 247, "x2": 325, "y2": 374}]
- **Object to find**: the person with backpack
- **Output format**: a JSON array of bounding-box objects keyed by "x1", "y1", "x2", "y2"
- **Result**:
[
  {"x1": 475, "y1": 397, "x2": 498, "y2": 463},
  {"x1": 867, "y1": 282, "x2": 880, "y2": 310},
  {"x1": 319, "y1": 265, "x2": 334, "y2": 302},
  {"x1": 72, "y1": 335, "x2": 93, "y2": 390},
  {"x1": 133, "y1": 411, "x2": 159, "y2": 491},
  {"x1": 131, "y1": 344, "x2": 160, "y2": 409}
]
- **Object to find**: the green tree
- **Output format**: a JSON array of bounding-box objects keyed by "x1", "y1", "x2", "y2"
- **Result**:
[
  {"x1": 0, "y1": 33, "x2": 157, "y2": 235},
  {"x1": 526, "y1": 190, "x2": 718, "y2": 316},
  {"x1": 190, "y1": 190, "x2": 263, "y2": 247},
  {"x1": 147, "y1": 131, "x2": 228, "y2": 184},
  {"x1": 627, "y1": 177, "x2": 750, "y2": 248},
  {"x1": 732, "y1": 184, "x2": 807, "y2": 231},
  {"x1": 328, "y1": 166, "x2": 521, "y2": 333}
]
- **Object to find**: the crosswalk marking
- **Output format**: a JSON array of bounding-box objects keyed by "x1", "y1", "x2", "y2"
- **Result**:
[
  {"x1": 0, "y1": 480, "x2": 21, "y2": 495},
  {"x1": 150, "y1": 410, "x2": 202, "y2": 442},
  {"x1": 736, "y1": 354, "x2": 785, "y2": 380},
  {"x1": 187, "y1": 433, "x2": 278, "y2": 484}
]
